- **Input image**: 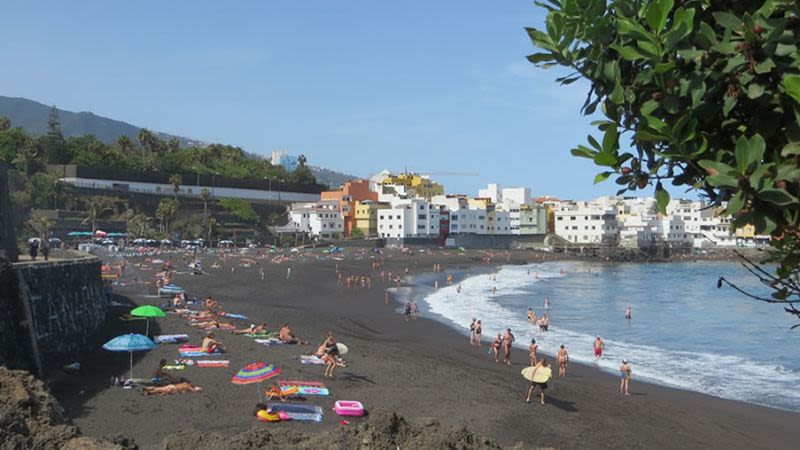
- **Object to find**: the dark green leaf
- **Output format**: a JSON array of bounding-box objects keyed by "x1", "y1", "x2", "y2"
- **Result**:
[
  {"x1": 664, "y1": 7, "x2": 695, "y2": 51},
  {"x1": 699, "y1": 160, "x2": 736, "y2": 176},
  {"x1": 783, "y1": 74, "x2": 800, "y2": 105},
  {"x1": 594, "y1": 152, "x2": 617, "y2": 167},
  {"x1": 602, "y1": 126, "x2": 619, "y2": 154},
  {"x1": 747, "y1": 83, "x2": 765, "y2": 99},
  {"x1": 759, "y1": 188, "x2": 799, "y2": 206},
  {"x1": 594, "y1": 171, "x2": 613, "y2": 184},
  {"x1": 695, "y1": 22, "x2": 717, "y2": 49},
  {"x1": 646, "y1": 0, "x2": 674, "y2": 33},
  {"x1": 526, "y1": 53, "x2": 555, "y2": 64},
  {"x1": 754, "y1": 58, "x2": 776, "y2": 74},
  {"x1": 571, "y1": 146, "x2": 596, "y2": 158},
  {"x1": 722, "y1": 94, "x2": 737, "y2": 117},
  {"x1": 707, "y1": 174, "x2": 740, "y2": 188},
  {"x1": 776, "y1": 43, "x2": 797, "y2": 57},
  {"x1": 655, "y1": 182, "x2": 670, "y2": 214},
  {"x1": 726, "y1": 191, "x2": 745, "y2": 214},
  {"x1": 713, "y1": 11, "x2": 743, "y2": 30},
  {"x1": 781, "y1": 142, "x2": 800, "y2": 156}
]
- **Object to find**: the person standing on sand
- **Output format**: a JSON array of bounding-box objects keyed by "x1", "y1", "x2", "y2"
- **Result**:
[
  {"x1": 526, "y1": 359, "x2": 552, "y2": 405},
  {"x1": 619, "y1": 359, "x2": 632, "y2": 395},
  {"x1": 469, "y1": 319, "x2": 477, "y2": 345},
  {"x1": 502, "y1": 328, "x2": 515, "y2": 365},
  {"x1": 625, "y1": 305, "x2": 632, "y2": 320},
  {"x1": 259, "y1": 267, "x2": 265, "y2": 281},
  {"x1": 411, "y1": 301, "x2": 419, "y2": 320},
  {"x1": 286, "y1": 267, "x2": 292, "y2": 279},
  {"x1": 434, "y1": 279, "x2": 439, "y2": 291},
  {"x1": 594, "y1": 336, "x2": 605, "y2": 360},
  {"x1": 557, "y1": 345, "x2": 569, "y2": 376},
  {"x1": 403, "y1": 301, "x2": 412, "y2": 322},
  {"x1": 491, "y1": 333, "x2": 502, "y2": 363},
  {"x1": 475, "y1": 320, "x2": 482, "y2": 346},
  {"x1": 528, "y1": 338, "x2": 538, "y2": 366}
]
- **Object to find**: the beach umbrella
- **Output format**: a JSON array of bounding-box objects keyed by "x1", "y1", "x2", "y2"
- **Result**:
[
  {"x1": 95, "y1": 230, "x2": 108, "y2": 237},
  {"x1": 102, "y1": 333, "x2": 156, "y2": 380},
  {"x1": 231, "y1": 362, "x2": 281, "y2": 401},
  {"x1": 67, "y1": 231, "x2": 83, "y2": 237},
  {"x1": 130, "y1": 305, "x2": 166, "y2": 335}
]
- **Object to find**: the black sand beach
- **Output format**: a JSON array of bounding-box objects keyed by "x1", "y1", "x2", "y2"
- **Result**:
[{"x1": 51, "y1": 248, "x2": 799, "y2": 449}]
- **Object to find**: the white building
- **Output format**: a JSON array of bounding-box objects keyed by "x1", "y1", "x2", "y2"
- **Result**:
[
  {"x1": 288, "y1": 201, "x2": 344, "y2": 240},
  {"x1": 431, "y1": 195, "x2": 487, "y2": 234},
  {"x1": 554, "y1": 202, "x2": 619, "y2": 244},
  {"x1": 478, "y1": 184, "x2": 502, "y2": 203},
  {"x1": 377, "y1": 199, "x2": 440, "y2": 238}
]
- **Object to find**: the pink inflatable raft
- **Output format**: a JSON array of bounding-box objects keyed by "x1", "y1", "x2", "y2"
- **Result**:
[{"x1": 332, "y1": 400, "x2": 365, "y2": 417}]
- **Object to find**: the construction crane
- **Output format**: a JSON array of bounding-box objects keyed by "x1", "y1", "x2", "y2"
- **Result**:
[{"x1": 396, "y1": 167, "x2": 479, "y2": 177}]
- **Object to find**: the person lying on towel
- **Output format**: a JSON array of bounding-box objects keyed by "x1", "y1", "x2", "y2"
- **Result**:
[
  {"x1": 143, "y1": 381, "x2": 202, "y2": 396},
  {"x1": 232, "y1": 323, "x2": 267, "y2": 335}
]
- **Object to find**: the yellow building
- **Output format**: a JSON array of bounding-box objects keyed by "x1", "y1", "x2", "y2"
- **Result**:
[
  {"x1": 734, "y1": 224, "x2": 756, "y2": 239},
  {"x1": 354, "y1": 200, "x2": 391, "y2": 237},
  {"x1": 381, "y1": 173, "x2": 444, "y2": 200}
]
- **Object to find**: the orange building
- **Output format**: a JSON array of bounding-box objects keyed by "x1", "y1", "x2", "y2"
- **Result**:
[{"x1": 320, "y1": 179, "x2": 378, "y2": 236}]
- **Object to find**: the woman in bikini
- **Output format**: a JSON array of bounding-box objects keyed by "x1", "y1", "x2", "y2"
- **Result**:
[
  {"x1": 528, "y1": 338, "x2": 538, "y2": 366},
  {"x1": 474, "y1": 320, "x2": 482, "y2": 346},
  {"x1": 491, "y1": 333, "x2": 502, "y2": 363},
  {"x1": 557, "y1": 345, "x2": 569, "y2": 376}
]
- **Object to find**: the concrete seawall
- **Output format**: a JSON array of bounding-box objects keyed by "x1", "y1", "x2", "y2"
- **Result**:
[{"x1": 0, "y1": 255, "x2": 108, "y2": 378}]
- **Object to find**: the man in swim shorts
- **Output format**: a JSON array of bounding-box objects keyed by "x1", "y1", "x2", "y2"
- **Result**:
[
  {"x1": 594, "y1": 336, "x2": 605, "y2": 359},
  {"x1": 526, "y1": 359, "x2": 552, "y2": 405},
  {"x1": 557, "y1": 345, "x2": 569, "y2": 376},
  {"x1": 502, "y1": 328, "x2": 515, "y2": 365}
]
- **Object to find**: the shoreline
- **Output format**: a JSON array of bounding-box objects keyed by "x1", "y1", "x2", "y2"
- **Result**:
[{"x1": 51, "y1": 248, "x2": 799, "y2": 449}]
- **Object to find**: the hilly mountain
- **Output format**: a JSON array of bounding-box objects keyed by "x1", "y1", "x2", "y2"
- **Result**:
[
  {"x1": 0, "y1": 95, "x2": 204, "y2": 147},
  {"x1": 0, "y1": 95, "x2": 359, "y2": 188}
]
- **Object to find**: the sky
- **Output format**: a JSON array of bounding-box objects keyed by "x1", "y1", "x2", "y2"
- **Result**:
[{"x1": 0, "y1": 0, "x2": 637, "y2": 200}]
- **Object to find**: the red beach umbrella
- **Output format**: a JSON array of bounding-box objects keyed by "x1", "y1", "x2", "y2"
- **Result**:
[{"x1": 231, "y1": 362, "x2": 280, "y2": 401}]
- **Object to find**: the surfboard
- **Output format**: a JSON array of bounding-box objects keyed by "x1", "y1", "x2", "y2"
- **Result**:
[
  {"x1": 336, "y1": 343, "x2": 349, "y2": 355},
  {"x1": 521, "y1": 366, "x2": 551, "y2": 383}
]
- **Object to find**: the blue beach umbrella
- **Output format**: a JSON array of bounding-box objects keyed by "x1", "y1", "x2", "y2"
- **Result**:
[
  {"x1": 102, "y1": 333, "x2": 156, "y2": 380},
  {"x1": 67, "y1": 231, "x2": 84, "y2": 237}
]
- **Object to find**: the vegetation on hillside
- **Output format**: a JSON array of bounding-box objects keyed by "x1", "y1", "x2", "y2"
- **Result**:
[{"x1": 0, "y1": 108, "x2": 314, "y2": 244}]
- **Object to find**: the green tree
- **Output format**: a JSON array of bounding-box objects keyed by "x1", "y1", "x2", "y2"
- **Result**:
[
  {"x1": 128, "y1": 212, "x2": 154, "y2": 237},
  {"x1": 169, "y1": 173, "x2": 182, "y2": 201},
  {"x1": 81, "y1": 196, "x2": 115, "y2": 237},
  {"x1": 218, "y1": 197, "x2": 258, "y2": 223},
  {"x1": 0, "y1": 116, "x2": 10, "y2": 131},
  {"x1": 527, "y1": 0, "x2": 800, "y2": 321},
  {"x1": 200, "y1": 188, "x2": 211, "y2": 220},
  {"x1": 27, "y1": 210, "x2": 54, "y2": 240},
  {"x1": 349, "y1": 227, "x2": 365, "y2": 240},
  {"x1": 155, "y1": 198, "x2": 180, "y2": 234}
]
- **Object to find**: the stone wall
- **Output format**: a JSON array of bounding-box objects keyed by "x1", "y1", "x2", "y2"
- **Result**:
[{"x1": 0, "y1": 257, "x2": 108, "y2": 377}]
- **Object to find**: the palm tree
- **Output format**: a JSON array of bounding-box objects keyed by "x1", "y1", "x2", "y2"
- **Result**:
[
  {"x1": 169, "y1": 174, "x2": 182, "y2": 201},
  {"x1": 155, "y1": 198, "x2": 180, "y2": 234},
  {"x1": 297, "y1": 154, "x2": 307, "y2": 167},
  {"x1": 81, "y1": 196, "x2": 114, "y2": 237},
  {"x1": 207, "y1": 217, "x2": 218, "y2": 245},
  {"x1": 116, "y1": 135, "x2": 133, "y2": 154},
  {"x1": 200, "y1": 188, "x2": 211, "y2": 220},
  {"x1": 27, "y1": 210, "x2": 54, "y2": 240},
  {"x1": 128, "y1": 213, "x2": 154, "y2": 237}
]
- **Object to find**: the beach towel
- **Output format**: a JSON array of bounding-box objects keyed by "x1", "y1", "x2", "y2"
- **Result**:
[
  {"x1": 244, "y1": 332, "x2": 279, "y2": 338},
  {"x1": 278, "y1": 380, "x2": 329, "y2": 396},
  {"x1": 298, "y1": 355, "x2": 326, "y2": 365},
  {"x1": 267, "y1": 403, "x2": 323, "y2": 423},
  {"x1": 195, "y1": 360, "x2": 230, "y2": 367},
  {"x1": 162, "y1": 365, "x2": 186, "y2": 370},
  {"x1": 220, "y1": 313, "x2": 248, "y2": 320},
  {"x1": 255, "y1": 338, "x2": 285, "y2": 347},
  {"x1": 179, "y1": 345, "x2": 220, "y2": 357},
  {"x1": 154, "y1": 334, "x2": 189, "y2": 344}
]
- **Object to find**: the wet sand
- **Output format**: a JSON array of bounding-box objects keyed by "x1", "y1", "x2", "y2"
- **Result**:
[{"x1": 52, "y1": 248, "x2": 799, "y2": 449}]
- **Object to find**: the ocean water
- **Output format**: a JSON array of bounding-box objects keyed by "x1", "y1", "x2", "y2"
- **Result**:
[{"x1": 413, "y1": 261, "x2": 800, "y2": 412}]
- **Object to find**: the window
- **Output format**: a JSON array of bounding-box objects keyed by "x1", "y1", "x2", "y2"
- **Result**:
[
  {"x1": 418, "y1": 214, "x2": 426, "y2": 219},
  {"x1": 379, "y1": 215, "x2": 384, "y2": 220},
  {"x1": 418, "y1": 225, "x2": 425, "y2": 230},
  {"x1": 451, "y1": 215, "x2": 458, "y2": 221},
  {"x1": 389, "y1": 225, "x2": 393, "y2": 229},
  {"x1": 557, "y1": 217, "x2": 563, "y2": 221},
  {"x1": 570, "y1": 216, "x2": 576, "y2": 220},
  {"x1": 396, "y1": 215, "x2": 401, "y2": 220}
]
